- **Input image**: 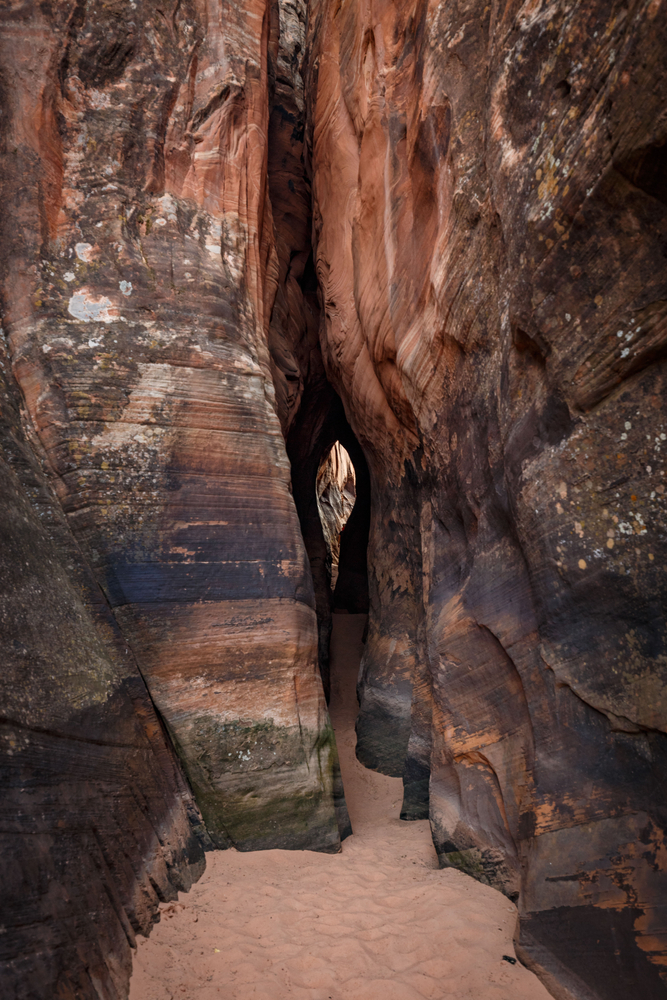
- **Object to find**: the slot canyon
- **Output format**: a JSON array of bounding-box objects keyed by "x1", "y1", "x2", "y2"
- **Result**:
[{"x1": 0, "y1": 1, "x2": 665, "y2": 998}]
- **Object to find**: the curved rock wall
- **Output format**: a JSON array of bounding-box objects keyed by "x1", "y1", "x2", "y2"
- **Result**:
[
  {"x1": 0, "y1": 2, "x2": 345, "y2": 996},
  {"x1": 2, "y1": 0, "x2": 667, "y2": 997},
  {"x1": 306, "y1": 0, "x2": 667, "y2": 996},
  {"x1": 0, "y1": 0, "x2": 342, "y2": 853}
]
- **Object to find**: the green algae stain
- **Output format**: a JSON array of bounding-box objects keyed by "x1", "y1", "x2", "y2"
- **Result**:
[
  {"x1": 168, "y1": 714, "x2": 341, "y2": 853},
  {"x1": 440, "y1": 849, "x2": 487, "y2": 881}
]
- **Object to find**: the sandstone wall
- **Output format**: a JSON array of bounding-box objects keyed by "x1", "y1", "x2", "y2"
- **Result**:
[
  {"x1": 306, "y1": 0, "x2": 667, "y2": 996},
  {"x1": 0, "y1": 0, "x2": 343, "y2": 852},
  {"x1": 0, "y1": 2, "x2": 346, "y2": 996},
  {"x1": 0, "y1": 338, "x2": 205, "y2": 998},
  {"x1": 3, "y1": 0, "x2": 667, "y2": 997}
]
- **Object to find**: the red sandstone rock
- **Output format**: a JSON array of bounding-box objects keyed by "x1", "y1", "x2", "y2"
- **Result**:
[
  {"x1": 2, "y1": 1, "x2": 667, "y2": 999},
  {"x1": 0, "y1": 0, "x2": 342, "y2": 852},
  {"x1": 0, "y1": 339, "x2": 205, "y2": 998},
  {"x1": 0, "y1": 2, "x2": 344, "y2": 996},
  {"x1": 306, "y1": 0, "x2": 667, "y2": 996}
]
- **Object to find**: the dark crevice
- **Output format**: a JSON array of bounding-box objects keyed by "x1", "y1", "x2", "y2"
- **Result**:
[
  {"x1": 615, "y1": 137, "x2": 667, "y2": 209},
  {"x1": 287, "y1": 386, "x2": 370, "y2": 701}
]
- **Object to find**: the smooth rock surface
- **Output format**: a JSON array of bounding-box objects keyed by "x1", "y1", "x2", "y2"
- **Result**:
[
  {"x1": 2, "y1": 1, "x2": 666, "y2": 998},
  {"x1": 0, "y1": 3, "x2": 343, "y2": 998}
]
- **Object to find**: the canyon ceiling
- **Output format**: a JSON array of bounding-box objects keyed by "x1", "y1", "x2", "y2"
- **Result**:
[{"x1": 0, "y1": 1, "x2": 666, "y2": 999}]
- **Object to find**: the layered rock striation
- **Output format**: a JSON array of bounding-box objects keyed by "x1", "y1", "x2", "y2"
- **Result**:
[
  {"x1": 0, "y1": 2, "x2": 346, "y2": 997},
  {"x1": 0, "y1": 0, "x2": 345, "y2": 851},
  {"x1": 2, "y1": 0, "x2": 667, "y2": 999},
  {"x1": 306, "y1": 0, "x2": 667, "y2": 997},
  {"x1": 0, "y1": 339, "x2": 205, "y2": 998}
]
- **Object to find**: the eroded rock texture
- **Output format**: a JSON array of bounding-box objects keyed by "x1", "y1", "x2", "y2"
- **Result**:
[
  {"x1": 0, "y1": 0, "x2": 343, "y2": 851},
  {"x1": 0, "y1": 1, "x2": 345, "y2": 996},
  {"x1": 0, "y1": 343, "x2": 205, "y2": 997},
  {"x1": 3, "y1": 0, "x2": 667, "y2": 997},
  {"x1": 306, "y1": 0, "x2": 667, "y2": 996}
]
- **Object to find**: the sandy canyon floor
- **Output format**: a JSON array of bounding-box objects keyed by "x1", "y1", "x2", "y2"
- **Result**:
[{"x1": 129, "y1": 615, "x2": 551, "y2": 1000}]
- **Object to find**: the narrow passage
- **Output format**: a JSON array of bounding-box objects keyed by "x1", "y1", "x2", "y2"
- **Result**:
[{"x1": 129, "y1": 615, "x2": 551, "y2": 1000}]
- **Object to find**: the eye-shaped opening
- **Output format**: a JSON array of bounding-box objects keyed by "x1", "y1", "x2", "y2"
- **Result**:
[{"x1": 316, "y1": 441, "x2": 356, "y2": 590}]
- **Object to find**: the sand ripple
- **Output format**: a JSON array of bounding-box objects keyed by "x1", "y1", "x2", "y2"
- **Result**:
[{"x1": 129, "y1": 616, "x2": 551, "y2": 1000}]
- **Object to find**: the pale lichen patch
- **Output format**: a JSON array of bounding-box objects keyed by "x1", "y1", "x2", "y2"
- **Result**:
[{"x1": 68, "y1": 291, "x2": 117, "y2": 323}]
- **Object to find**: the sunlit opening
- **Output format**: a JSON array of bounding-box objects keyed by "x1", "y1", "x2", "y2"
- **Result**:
[{"x1": 316, "y1": 442, "x2": 356, "y2": 589}]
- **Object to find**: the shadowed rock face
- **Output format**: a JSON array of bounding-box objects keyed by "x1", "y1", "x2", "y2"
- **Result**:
[
  {"x1": 306, "y1": 0, "x2": 667, "y2": 996},
  {"x1": 0, "y1": 343, "x2": 205, "y2": 999}
]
